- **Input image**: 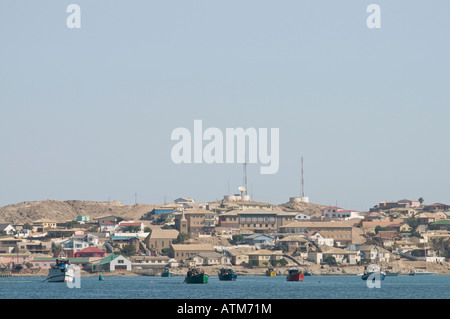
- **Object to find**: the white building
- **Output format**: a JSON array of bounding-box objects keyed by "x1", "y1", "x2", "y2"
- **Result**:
[
  {"x1": 0, "y1": 224, "x2": 16, "y2": 235},
  {"x1": 322, "y1": 207, "x2": 363, "y2": 220},
  {"x1": 309, "y1": 232, "x2": 334, "y2": 247},
  {"x1": 92, "y1": 255, "x2": 132, "y2": 272},
  {"x1": 294, "y1": 212, "x2": 311, "y2": 221}
]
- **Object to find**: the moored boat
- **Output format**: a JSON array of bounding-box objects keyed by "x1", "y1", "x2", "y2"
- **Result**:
[
  {"x1": 218, "y1": 268, "x2": 237, "y2": 281},
  {"x1": 286, "y1": 268, "x2": 304, "y2": 282},
  {"x1": 161, "y1": 267, "x2": 174, "y2": 277},
  {"x1": 265, "y1": 266, "x2": 276, "y2": 277},
  {"x1": 185, "y1": 267, "x2": 208, "y2": 284},
  {"x1": 385, "y1": 271, "x2": 398, "y2": 276},
  {"x1": 409, "y1": 269, "x2": 436, "y2": 276},
  {"x1": 361, "y1": 271, "x2": 386, "y2": 280},
  {"x1": 47, "y1": 252, "x2": 75, "y2": 283},
  {"x1": 361, "y1": 265, "x2": 385, "y2": 281}
]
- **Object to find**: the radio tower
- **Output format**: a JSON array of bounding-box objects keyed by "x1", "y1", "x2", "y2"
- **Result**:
[
  {"x1": 301, "y1": 156, "x2": 305, "y2": 198},
  {"x1": 243, "y1": 162, "x2": 248, "y2": 196}
]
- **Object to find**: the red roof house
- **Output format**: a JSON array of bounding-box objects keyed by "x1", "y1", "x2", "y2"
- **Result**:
[{"x1": 74, "y1": 247, "x2": 107, "y2": 258}]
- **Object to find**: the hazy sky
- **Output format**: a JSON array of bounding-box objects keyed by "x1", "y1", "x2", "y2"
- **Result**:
[{"x1": 0, "y1": 1, "x2": 449, "y2": 210}]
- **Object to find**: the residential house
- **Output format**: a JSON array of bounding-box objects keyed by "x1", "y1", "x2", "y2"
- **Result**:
[
  {"x1": 32, "y1": 219, "x2": 57, "y2": 232},
  {"x1": 169, "y1": 244, "x2": 215, "y2": 261},
  {"x1": 0, "y1": 237, "x2": 22, "y2": 251},
  {"x1": 0, "y1": 253, "x2": 33, "y2": 266},
  {"x1": 227, "y1": 248, "x2": 254, "y2": 265},
  {"x1": 0, "y1": 224, "x2": 16, "y2": 235},
  {"x1": 100, "y1": 221, "x2": 117, "y2": 233},
  {"x1": 322, "y1": 248, "x2": 361, "y2": 265},
  {"x1": 372, "y1": 232, "x2": 401, "y2": 248},
  {"x1": 247, "y1": 249, "x2": 284, "y2": 267},
  {"x1": 322, "y1": 207, "x2": 363, "y2": 220},
  {"x1": 132, "y1": 256, "x2": 171, "y2": 268},
  {"x1": 17, "y1": 241, "x2": 52, "y2": 254},
  {"x1": 424, "y1": 203, "x2": 450, "y2": 212},
  {"x1": 94, "y1": 216, "x2": 124, "y2": 225},
  {"x1": 32, "y1": 257, "x2": 91, "y2": 270},
  {"x1": 74, "y1": 247, "x2": 107, "y2": 258},
  {"x1": 399, "y1": 223, "x2": 413, "y2": 232},
  {"x1": 277, "y1": 235, "x2": 311, "y2": 254},
  {"x1": 279, "y1": 221, "x2": 354, "y2": 246},
  {"x1": 358, "y1": 245, "x2": 392, "y2": 262},
  {"x1": 294, "y1": 212, "x2": 311, "y2": 221},
  {"x1": 309, "y1": 232, "x2": 334, "y2": 247},
  {"x1": 397, "y1": 199, "x2": 420, "y2": 208},
  {"x1": 59, "y1": 237, "x2": 91, "y2": 257},
  {"x1": 197, "y1": 252, "x2": 229, "y2": 266},
  {"x1": 76, "y1": 216, "x2": 90, "y2": 223},
  {"x1": 243, "y1": 234, "x2": 275, "y2": 248},
  {"x1": 46, "y1": 229, "x2": 83, "y2": 238},
  {"x1": 416, "y1": 213, "x2": 439, "y2": 225},
  {"x1": 392, "y1": 240, "x2": 419, "y2": 252},
  {"x1": 109, "y1": 235, "x2": 140, "y2": 251},
  {"x1": 92, "y1": 255, "x2": 132, "y2": 272},
  {"x1": 118, "y1": 221, "x2": 145, "y2": 233}
]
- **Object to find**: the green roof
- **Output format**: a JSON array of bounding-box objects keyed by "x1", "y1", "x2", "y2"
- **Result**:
[
  {"x1": 92, "y1": 254, "x2": 121, "y2": 266},
  {"x1": 32, "y1": 257, "x2": 90, "y2": 263},
  {"x1": 431, "y1": 220, "x2": 450, "y2": 225}
]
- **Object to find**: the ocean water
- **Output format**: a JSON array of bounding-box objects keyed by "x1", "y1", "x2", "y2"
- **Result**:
[{"x1": 0, "y1": 275, "x2": 449, "y2": 299}]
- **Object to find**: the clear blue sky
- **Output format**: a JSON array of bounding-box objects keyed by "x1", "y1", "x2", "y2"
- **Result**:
[{"x1": 0, "y1": 1, "x2": 449, "y2": 210}]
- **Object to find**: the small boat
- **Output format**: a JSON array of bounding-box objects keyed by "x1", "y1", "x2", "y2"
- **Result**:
[
  {"x1": 361, "y1": 265, "x2": 385, "y2": 281},
  {"x1": 218, "y1": 268, "x2": 237, "y2": 281},
  {"x1": 286, "y1": 268, "x2": 304, "y2": 282},
  {"x1": 409, "y1": 269, "x2": 436, "y2": 276},
  {"x1": 185, "y1": 267, "x2": 208, "y2": 284},
  {"x1": 47, "y1": 252, "x2": 75, "y2": 283},
  {"x1": 266, "y1": 266, "x2": 276, "y2": 277},
  {"x1": 99, "y1": 274, "x2": 104, "y2": 281},
  {"x1": 361, "y1": 272, "x2": 386, "y2": 280},
  {"x1": 385, "y1": 272, "x2": 398, "y2": 276},
  {"x1": 161, "y1": 267, "x2": 174, "y2": 277}
]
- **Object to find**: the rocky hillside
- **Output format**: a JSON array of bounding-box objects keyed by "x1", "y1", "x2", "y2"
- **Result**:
[
  {"x1": 279, "y1": 201, "x2": 327, "y2": 218},
  {"x1": 0, "y1": 200, "x2": 158, "y2": 224}
]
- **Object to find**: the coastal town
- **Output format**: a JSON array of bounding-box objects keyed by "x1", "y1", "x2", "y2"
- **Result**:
[{"x1": 1, "y1": 194, "x2": 450, "y2": 279}]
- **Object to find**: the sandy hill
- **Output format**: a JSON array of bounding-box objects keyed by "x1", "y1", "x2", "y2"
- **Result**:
[
  {"x1": 278, "y1": 201, "x2": 327, "y2": 218},
  {"x1": 0, "y1": 200, "x2": 160, "y2": 224}
]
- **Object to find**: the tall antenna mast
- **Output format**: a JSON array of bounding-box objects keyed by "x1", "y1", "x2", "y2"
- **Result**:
[
  {"x1": 301, "y1": 156, "x2": 305, "y2": 198},
  {"x1": 243, "y1": 162, "x2": 248, "y2": 196}
]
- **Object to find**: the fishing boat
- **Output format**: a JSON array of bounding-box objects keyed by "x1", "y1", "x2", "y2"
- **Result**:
[
  {"x1": 265, "y1": 266, "x2": 276, "y2": 277},
  {"x1": 185, "y1": 267, "x2": 208, "y2": 284},
  {"x1": 361, "y1": 265, "x2": 385, "y2": 281},
  {"x1": 286, "y1": 268, "x2": 304, "y2": 282},
  {"x1": 161, "y1": 267, "x2": 174, "y2": 277},
  {"x1": 47, "y1": 252, "x2": 75, "y2": 283},
  {"x1": 218, "y1": 268, "x2": 237, "y2": 281}
]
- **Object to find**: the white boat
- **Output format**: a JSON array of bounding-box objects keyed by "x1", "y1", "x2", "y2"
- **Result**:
[
  {"x1": 47, "y1": 253, "x2": 75, "y2": 283},
  {"x1": 409, "y1": 269, "x2": 436, "y2": 276}
]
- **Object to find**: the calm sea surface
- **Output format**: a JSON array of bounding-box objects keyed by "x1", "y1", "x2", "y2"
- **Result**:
[{"x1": 0, "y1": 275, "x2": 449, "y2": 299}]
